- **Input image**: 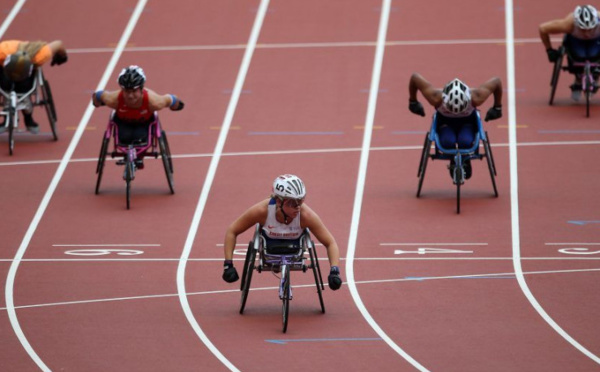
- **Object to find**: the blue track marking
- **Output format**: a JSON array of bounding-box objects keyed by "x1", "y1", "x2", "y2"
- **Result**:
[
  {"x1": 248, "y1": 131, "x2": 344, "y2": 135},
  {"x1": 265, "y1": 337, "x2": 383, "y2": 345},
  {"x1": 538, "y1": 130, "x2": 600, "y2": 134},
  {"x1": 165, "y1": 131, "x2": 200, "y2": 135},
  {"x1": 391, "y1": 131, "x2": 427, "y2": 135},
  {"x1": 568, "y1": 221, "x2": 600, "y2": 225}
]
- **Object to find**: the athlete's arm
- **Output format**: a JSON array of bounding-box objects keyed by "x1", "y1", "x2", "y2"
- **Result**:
[
  {"x1": 92, "y1": 90, "x2": 119, "y2": 109},
  {"x1": 409, "y1": 73, "x2": 443, "y2": 107},
  {"x1": 539, "y1": 14, "x2": 575, "y2": 50},
  {"x1": 147, "y1": 89, "x2": 184, "y2": 111},
  {"x1": 300, "y1": 205, "x2": 340, "y2": 267},
  {"x1": 471, "y1": 77, "x2": 502, "y2": 107},
  {"x1": 223, "y1": 200, "x2": 268, "y2": 261}
]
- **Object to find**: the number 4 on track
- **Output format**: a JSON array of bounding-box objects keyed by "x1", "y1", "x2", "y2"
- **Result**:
[{"x1": 394, "y1": 247, "x2": 473, "y2": 255}]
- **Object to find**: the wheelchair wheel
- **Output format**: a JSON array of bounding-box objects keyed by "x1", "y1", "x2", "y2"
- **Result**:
[
  {"x1": 95, "y1": 136, "x2": 110, "y2": 194},
  {"x1": 483, "y1": 137, "x2": 498, "y2": 198},
  {"x1": 124, "y1": 157, "x2": 134, "y2": 210},
  {"x1": 453, "y1": 155, "x2": 463, "y2": 214},
  {"x1": 7, "y1": 107, "x2": 15, "y2": 156},
  {"x1": 240, "y1": 241, "x2": 257, "y2": 314},
  {"x1": 41, "y1": 79, "x2": 58, "y2": 140},
  {"x1": 240, "y1": 242, "x2": 254, "y2": 291},
  {"x1": 282, "y1": 266, "x2": 291, "y2": 333},
  {"x1": 158, "y1": 131, "x2": 174, "y2": 194},
  {"x1": 416, "y1": 134, "x2": 431, "y2": 197},
  {"x1": 308, "y1": 242, "x2": 325, "y2": 313},
  {"x1": 549, "y1": 47, "x2": 564, "y2": 105}
]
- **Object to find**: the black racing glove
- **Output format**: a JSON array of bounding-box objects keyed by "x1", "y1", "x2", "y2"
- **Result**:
[
  {"x1": 174, "y1": 100, "x2": 184, "y2": 111},
  {"x1": 51, "y1": 53, "x2": 68, "y2": 66},
  {"x1": 222, "y1": 260, "x2": 239, "y2": 283},
  {"x1": 409, "y1": 100, "x2": 425, "y2": 117},
  {"x1": 328, "y1": 266, "x2": 342, "y2": 290},
  {"x1": 485, "y1": 106, "x2": 502, "y2": 122},
  {"x1": 546, "y1": 48, "x2": 559, "y2": 63}
]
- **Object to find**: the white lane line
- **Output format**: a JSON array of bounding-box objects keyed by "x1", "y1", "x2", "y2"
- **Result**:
[
  {"x1": 504, "y1": 0, "x2": 600, "y2": 364},
  {"x1": 380, "y1": 243, "x2": 488, "y2": 246},
  {"x1": 1, "y1": 256, "x2": 600, "y2": 262},
  {"x1": 0, "y1": 0, "x2": 26, "y2": 38},
  {"x1": 4, "y1": 1, "x2": 149, "y2": 370},
  {"x1": 52, "y1": 244, "x2": 160, "y2": 247},
  {"x1": 2, "y1": 139, "x2": 600, "y2": 168},
  {"x1": 63, "y1": 36, "x2": 565, "y2": 54},
  {"x1": 546, "y1": 243, "x2": 600, "y2": 245},
  {"x1": 3, "y1": 267, "x2": 598, "y2": 312},
  {"x1": 175, "y1": 1, "x2": 269, "y2": 371},
  {"x1": 345, "y1": 1, "x2": 428, "y2": 371}
]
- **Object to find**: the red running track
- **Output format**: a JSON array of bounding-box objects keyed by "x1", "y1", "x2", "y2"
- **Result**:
[{"x1": 1, "y1": 0, "x2": 599, "y2": 371}]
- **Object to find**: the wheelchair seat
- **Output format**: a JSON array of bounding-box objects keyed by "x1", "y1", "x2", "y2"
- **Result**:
[{"x1": 262, "y1": 235, "x2": 303, "y2": 255}]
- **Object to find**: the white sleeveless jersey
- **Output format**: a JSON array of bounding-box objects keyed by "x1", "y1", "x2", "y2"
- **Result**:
[
  {"x1": 572, "y1": 22, "x2": 600, "y2": 40},
  {"x1": 262, "y1": 198, "x2": 303, "y2": 239},
  {"x1": 437, "y1": 92, "x2": 475, "y2": 118}
]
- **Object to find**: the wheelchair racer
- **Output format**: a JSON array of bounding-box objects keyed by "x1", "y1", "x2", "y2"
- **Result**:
[
  {"x1": 92, "y1": 65, "x2": 184, "y2": 168},
  {"x1": 221, "y1": 174, "x2": 343, "y2": 291},
  {"x1": 408, "y1": 73, "x2": 503, "y2": 179},
  {"x1": 539, "y1": 5, "x2": 600, "y2": 101},
  {"x1": 0, "y1": 39, "x2": 68, "y2": 134}
]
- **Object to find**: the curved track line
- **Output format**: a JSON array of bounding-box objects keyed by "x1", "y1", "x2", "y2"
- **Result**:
[
  {"x1": 345, "y1": 1, "x2": 429, "y2": 370},
  {"x1": 504, "y1": 0, "x2": 600, "y2": 364},
  {"x1": 3, "y1": 1, "x2": 149, "y2": 370},
  {"x1": 175, "y1": 1, "x2": 269, "y2": 371}
]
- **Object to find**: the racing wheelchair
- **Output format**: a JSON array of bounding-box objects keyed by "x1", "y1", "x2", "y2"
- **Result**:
[
  {"x1": 549, "y1": 36, "x2": 600, "y2": 117},
  {"x1": 0, "y1": 67, "x2": 57, "y2": 155},
  {"x1": 416, "y1": 111, "x2": 498, "y2": 214},
  {"x1": 239, "y1": 223, "x2": 326, "y2": 333},
  {"x1": 95, "y1": 112, "x2": 174, "y2": 209}
]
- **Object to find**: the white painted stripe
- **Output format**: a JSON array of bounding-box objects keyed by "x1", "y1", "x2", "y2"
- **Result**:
[
  {"x1": 176, "y1": 1, "x2": 269, "y2": 371},
  {"x1": 0, "y1": 0, "x2": 26, "y2": 39},
  {"x1": 63, "y1": 36, "x2": 565, "y2": 54},
  {"x1": 546, "y1": 243, "x2": 600, "y2": 245},
  {"x1": 1, "y1": 256, "x2": 599, "y2": 263},
  {"x1": 345, "y1": 1, "x2": 428, "y2": 371},
  {"x1": 504, "y1": 0, "x2": 600, "y2": 364},
  {"x1": 2, "y1": 139, "x2": 600, "y2": 168},
  {"x1": 3, "y1": 1, "x2": 149, "y2": 370},
  {"x1": 3, "y1": 267, "x2": 597, "y2": 312},
  {"x1": 380, "y1": 243, "x2": 488, "y2": 246},
  {"x1": 52, "y1": 244, "x2": 160, "y2": 247}
]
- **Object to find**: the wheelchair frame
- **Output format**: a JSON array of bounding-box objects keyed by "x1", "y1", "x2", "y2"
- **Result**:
[
  {"x1": 239, "y1": 223, "x2": 325, "y2": 333},
  {"x1": 95, "y1": 111, "x2": 174, "y2": 209},
  {"x1": 0, "y1": 67, "x2": 57, "y2": 155},
  {"x1": 549, "y1": 37, "x2": 600, "y2": 117},
  {"x1": 416, "y1": 111, "x2": 498, "y2": 214}
]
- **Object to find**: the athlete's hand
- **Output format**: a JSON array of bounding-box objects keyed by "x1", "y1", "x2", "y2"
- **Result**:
[
  {"x1": 222, "y1": 261, "x2": 239, "y2": 283},
  {"x1": 409, "y1": 100, "x2": 425, "y2": 117},
  {"x1": 485, "y1": 106, "x2": 502, "y2": 122},
  {"x1": 546, "y1": 48, "x2": 560, "y2": 63},
  {"x1": 171, "y1": 100, "x2": 184, "y2": 111},
  {"x1": 328, "y1": 266, "x2": 342, "y2": 290}
]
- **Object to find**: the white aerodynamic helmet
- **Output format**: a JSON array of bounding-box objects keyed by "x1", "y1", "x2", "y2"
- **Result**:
[
  {"x1": 443, "y1": 78, "x2": 471, "y2": 114},
  {"x1": 575, "y1": 5, "x2": 599, "y2": 30},
  {"x1": 272, "y1": 174, "x2": 306, "y2": 200}
]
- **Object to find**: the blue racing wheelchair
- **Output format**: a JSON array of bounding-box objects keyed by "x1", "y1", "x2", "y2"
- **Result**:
[
  {"x1": 416, "y1": 111, "x2": 498, "y2": 214},
  {"x1": 239, "y1": 223, "x2": 325, "y2": 333},
  {"x1": 549, "y1": 35, "x2": 600, "y2": 117}
]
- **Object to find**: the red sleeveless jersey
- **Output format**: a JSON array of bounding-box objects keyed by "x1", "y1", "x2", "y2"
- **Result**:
[{"x1": 116, "y1": 89, "x2": 153, "y2": 123}]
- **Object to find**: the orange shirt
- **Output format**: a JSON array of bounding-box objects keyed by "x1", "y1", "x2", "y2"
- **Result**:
[{"x1": 0, "y1": 40, "x2": 52, "y2": 66}]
